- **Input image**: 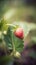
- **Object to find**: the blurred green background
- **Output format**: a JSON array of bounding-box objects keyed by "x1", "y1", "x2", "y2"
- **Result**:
[
  {"x1": 0, "y1": 0, "x2": 36, "y2": 22},
  {"x1": 0, "y1": 0, "x2": 36, "y2": 39}
]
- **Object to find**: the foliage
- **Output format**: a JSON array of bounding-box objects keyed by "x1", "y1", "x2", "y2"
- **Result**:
[
  {"x1": 0, "y1": 19, "x2": 36, "y2": 65},
  {"x1": 0, "y1": 19, "x2": 24, "y2": 65}
]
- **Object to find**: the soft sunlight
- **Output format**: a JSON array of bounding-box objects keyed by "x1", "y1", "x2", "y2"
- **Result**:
[{"x1": 4, "y1": 9, "x2": 16, "y2": 20}]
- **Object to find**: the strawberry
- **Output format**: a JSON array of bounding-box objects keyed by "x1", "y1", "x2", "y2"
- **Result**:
[{"x1": 14, "y1": 28, "x2": 24, "y2": 39}]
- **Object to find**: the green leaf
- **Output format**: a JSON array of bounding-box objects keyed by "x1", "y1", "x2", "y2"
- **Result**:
[
  {"x1": 4, "y1": 26, "x2": 24, "y2": 53},
  {"x1": 0, "y1": 56, "x2": 13, "y2": 65},
  {"x1": 0, "y1": 19, "x2": 8, "y2": 31},
  {"x1": 4, "y1": 26, "x2": 13, "y2": 50},
  {"x1": 12, "y1": 33, "x2": 24, "y2": 52}
]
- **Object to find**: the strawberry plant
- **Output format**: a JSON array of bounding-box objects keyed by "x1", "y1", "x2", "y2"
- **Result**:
[{"x1": 0, "y1": 19, "x2": 24, "y2": 65}]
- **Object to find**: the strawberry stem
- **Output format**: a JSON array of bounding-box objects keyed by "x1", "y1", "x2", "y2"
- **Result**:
[{"x1": 11, "y1": 32, "x2": 16, "y2": 55}]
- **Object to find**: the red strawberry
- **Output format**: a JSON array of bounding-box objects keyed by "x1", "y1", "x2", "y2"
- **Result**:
[{"x1": 14, "y1": 28, "x2": 24, "y2": 39}]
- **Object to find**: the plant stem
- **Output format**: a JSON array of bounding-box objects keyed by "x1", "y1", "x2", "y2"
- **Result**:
[{"x1": 12, "y1": 32, "x2": 15, "y2": 55}]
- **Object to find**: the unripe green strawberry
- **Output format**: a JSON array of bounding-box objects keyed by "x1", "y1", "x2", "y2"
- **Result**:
[{"x1": 14, "y1": 51, "x2": 21, "y2": 58}]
